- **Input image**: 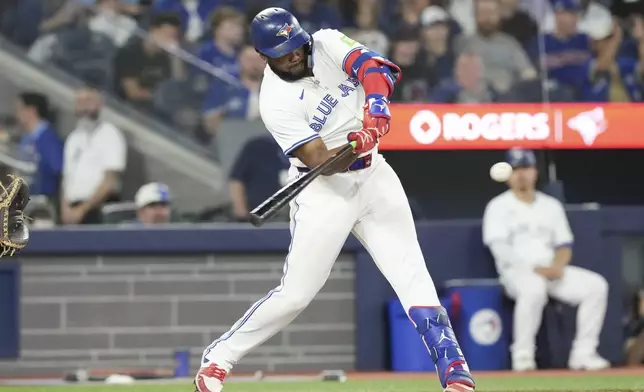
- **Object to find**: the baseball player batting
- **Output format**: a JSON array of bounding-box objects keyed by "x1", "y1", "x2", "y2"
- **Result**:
[{"x1": 195, "y1": 8, "x2": 476, "y2": 392}]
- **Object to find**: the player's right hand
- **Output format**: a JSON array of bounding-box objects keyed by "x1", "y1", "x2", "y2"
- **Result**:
[{"x1": 348, "y1": 128, "x2": 378, "y2": 154}]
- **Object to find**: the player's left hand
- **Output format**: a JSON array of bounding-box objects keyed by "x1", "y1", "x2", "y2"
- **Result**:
[{"x1": 363, "y1": 97, "x2": 391, "y2": 138}]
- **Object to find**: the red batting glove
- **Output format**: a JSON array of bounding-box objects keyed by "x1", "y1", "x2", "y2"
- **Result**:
[
  {"x1": 363, "y1": 97, "x2": 391, "y2": 138},
  {"x1": 348, "y1": 128, "x2": 378, "y2": 154}
]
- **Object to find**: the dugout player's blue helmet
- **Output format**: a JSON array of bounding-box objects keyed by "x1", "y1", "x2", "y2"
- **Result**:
[
  {"x1": 251, "y1": 7, "x2": 311, "y2": 58},
  {"x1": 506, "y1": 147, "x2": 536, "y2": 168}
]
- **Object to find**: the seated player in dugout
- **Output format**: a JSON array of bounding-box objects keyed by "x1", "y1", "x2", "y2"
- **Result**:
[
  {"x1": 483, "y1": 147, "x2": 610, "y2": 371},
  {"x1": 195, "y1": 7, "x2": 475, "y2": 392}
]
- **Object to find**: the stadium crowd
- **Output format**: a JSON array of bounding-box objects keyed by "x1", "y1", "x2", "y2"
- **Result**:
[{"x1": 1, "y1": 0, "x2": 644, "y2": 227}]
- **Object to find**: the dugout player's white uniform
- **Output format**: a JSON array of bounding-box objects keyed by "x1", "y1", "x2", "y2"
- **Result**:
[
  {"x1": 200, "y1": 29, "x2": 441, "y2": 369},
  {"x1": 483, "y1": 190, "x2": 609, "y2": 370}
]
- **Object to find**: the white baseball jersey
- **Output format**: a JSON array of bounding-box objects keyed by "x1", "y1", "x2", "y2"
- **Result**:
[
  {"x1": 484, "y1": 191, "x2": 609, "y2": 367},
  {"x1": 482, "y1": 190, "x2": 574, "y2": 270},
  {"x1": 201, "y1": 27, "x2": 450, "y2": 377},
  {"x1": 258, "y1": 29, "x2": 371, "y2": 167}
]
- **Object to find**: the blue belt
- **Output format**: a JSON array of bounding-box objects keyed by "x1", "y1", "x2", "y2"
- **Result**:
[{"x1": 296, "y1": 153, "x2": 373, "y2": 173}]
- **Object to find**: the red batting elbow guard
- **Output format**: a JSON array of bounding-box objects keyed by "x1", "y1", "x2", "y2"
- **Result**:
[{"x1": 343, "y1": 52, "x2": 393, "y2": 99}]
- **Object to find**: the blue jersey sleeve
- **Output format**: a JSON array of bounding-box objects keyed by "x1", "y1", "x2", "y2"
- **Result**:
[
  {"x1": 202, "y1": 82, "x2": 228, "y2": 114},
  {"x1": 38, "y1": 129, "x2": 63, "y2": 174}
]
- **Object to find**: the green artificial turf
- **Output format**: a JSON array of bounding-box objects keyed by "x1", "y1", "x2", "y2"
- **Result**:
[{"x1": 0, "y1": 374, "x2": 642, "y2": 392}]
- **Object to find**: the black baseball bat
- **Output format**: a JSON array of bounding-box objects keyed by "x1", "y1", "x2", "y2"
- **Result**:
[{"x1": 249, "y1": 141, "x2": 357, "y2": 227}]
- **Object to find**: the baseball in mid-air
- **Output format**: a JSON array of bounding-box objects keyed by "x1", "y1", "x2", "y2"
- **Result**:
[{"x1": 490, "y1": 162, "x2": 513, "y2": 182}]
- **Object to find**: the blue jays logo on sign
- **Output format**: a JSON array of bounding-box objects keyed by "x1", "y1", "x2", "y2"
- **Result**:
[{"x1": 276, "y1": 23, "x2": 293, "y2": 39}]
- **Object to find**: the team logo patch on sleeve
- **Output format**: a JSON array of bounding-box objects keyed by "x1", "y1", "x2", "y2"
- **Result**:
[{"x1": 276, "y1": 23, "x2": 293, "y2": 39}]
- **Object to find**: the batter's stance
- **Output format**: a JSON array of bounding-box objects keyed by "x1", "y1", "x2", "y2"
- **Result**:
[{"x1": 195, "y1": 8, "x2": 475, "y2": 392}]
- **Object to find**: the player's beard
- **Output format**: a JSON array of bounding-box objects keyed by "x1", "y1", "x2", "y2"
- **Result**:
[
  {"x1": 267, "y1": 43, "x2": 312, "y2": 82},
  {"x1": 268, "y1": 60, "x2": 309, "y2": 82}
]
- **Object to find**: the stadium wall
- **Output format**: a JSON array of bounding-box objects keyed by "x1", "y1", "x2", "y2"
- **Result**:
[{"x1": 0, "y1": 207, "x2": 641, "y2": 376}]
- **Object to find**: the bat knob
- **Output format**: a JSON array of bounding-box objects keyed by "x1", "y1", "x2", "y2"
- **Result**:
[{"x1": 249, "y1": 214, "x2": 264, "y2": 227}]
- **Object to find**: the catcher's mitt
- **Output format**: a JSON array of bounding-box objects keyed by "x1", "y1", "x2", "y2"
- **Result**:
[{"x1": 0, "y1": 175, "x2": 30, "y2": 257}]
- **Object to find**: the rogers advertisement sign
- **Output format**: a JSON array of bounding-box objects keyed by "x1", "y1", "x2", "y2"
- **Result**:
[{"x1": 380, "y1": 103, "x2": 644, "y2": 150}]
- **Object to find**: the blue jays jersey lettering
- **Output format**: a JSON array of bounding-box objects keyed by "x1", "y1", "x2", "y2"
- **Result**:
[
  {"x1": 308, "y1": 94, "x2": 337, "y2": 131},
  {"x1": 259, "y1": 29, "x2": 369, "y2": 161},
  {"x1": 337, "y1": 77, "x2": 359, "y2": 97}
]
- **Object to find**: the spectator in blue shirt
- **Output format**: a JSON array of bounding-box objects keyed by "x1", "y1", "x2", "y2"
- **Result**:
[
  {"x1": 202, "y1": 45, "x2": 264, "y2": 136},
  {"x1": 152, "y1": 0, "x2": 226, "y2": 42},
  {"x1": 529, "y1": 0, "x2": 592, "y2": 94},
  {"x1": 228, "y1": 135, "x2": 290, "y2": 222},
  {"x1": 580, "y1": 17, "x2": 644, "y2": 102},
  {"x1": 289, "y1": 0, "x2": 342, "y2": 33},
  {"x1": 196, "y1": 6, "x2": 245, "y2": 82},
  {"x1": 418, "y1": 6, "x2": 456, "y2": 88},
  {"x1": 15, "y1": 92, "x2": 63, "y2": 199}
]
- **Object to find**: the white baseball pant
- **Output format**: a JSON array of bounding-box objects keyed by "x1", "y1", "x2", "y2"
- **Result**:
[
  {"x1": 501, "y1": 265, "x2": 608, "y2": 361},
  {"x1": 201, "y1": 155, "x2": 441, "y2": 370}
]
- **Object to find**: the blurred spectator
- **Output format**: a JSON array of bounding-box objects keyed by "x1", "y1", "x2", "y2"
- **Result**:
[
  {"x1": 387, "y1": 0, "x2": 430, "y2": 38},
  {"x1": 430, "y1": 52, "x2": 497, "y2": 103},
  {"x1": 455, "y1": 0, "x2": 537, "y2": 94},
  {"x1": 542, "y1": 0, "x2": 614, "y2": 37},
  {"x1": 388, "y1": 30, "x2": 427, "y2": 102},
  {"x1": 228, "y1": 135, "x2": 289, "y2": 222},
  {"x1": 418, "y1": 6, "x2": 456, "y2": 88},
  {"x1": 424, "y1": 0, "x2": 463, "y2": 42},
  {"x1": 27, "y1": 3, "x2": 94, "y2": 64},
  {"x1": 152, "y1": 0, "x2": 222, "y2": 42},
  {"x1": 134, "y1": 182, "x2": 172, "y2": 225},
  {"x1": 27, "y1": 0, "x2": 134, "y2": 64},
  {"x1": 3, "y1": 0, "x2": 81, "y2": 48},
  {"x1": 449, "y1": 0, "x2": 475, "y2": 35},
  {"x1": 529, "y1": 0, "x2": 593, "y2": 96},
  {"x1": 197, "y1": 6, "x2": 245, "y2": 80},
  {"x1": 89, "y1": 0, "x2": 138, "y2": 47},
  {"x1": 202, "y1": 45, "x2": 263, "y2": 136},
  {"x1": 118, "y1": 0, "x2": 154, "y2": 19},
  {"x1": 343, "y1": 0, "x2": 389, "y2": 56},
  {"x1": 61, "y1": 88, "x2": 127, "y2": 225},
  {"x1": 113, "y1": 12, "x2": 183, "y2": 110},
  {"x1": 15, "y1": 93, "x2": 64, "y2": 200},
  {"x1": 289, "y1": 0, "x2": 343, "y2": 33},
  {"x1": 580, "y1": 20, "x2": 644, "y2": 102},
  {"x1": 499, "y1": 0, "x2": 538, "y2": 48},
  {"x1": 617, "y1": 13, "x2": 643, "y2": 61}
]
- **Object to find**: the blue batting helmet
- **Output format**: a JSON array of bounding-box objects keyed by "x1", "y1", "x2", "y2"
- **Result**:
[
  {"x1": 506, "y1": 147, "x2": 536, "y2": 168},
  {"x1": 250, "y1": 8, "x2": 311, "y2": 58}
]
